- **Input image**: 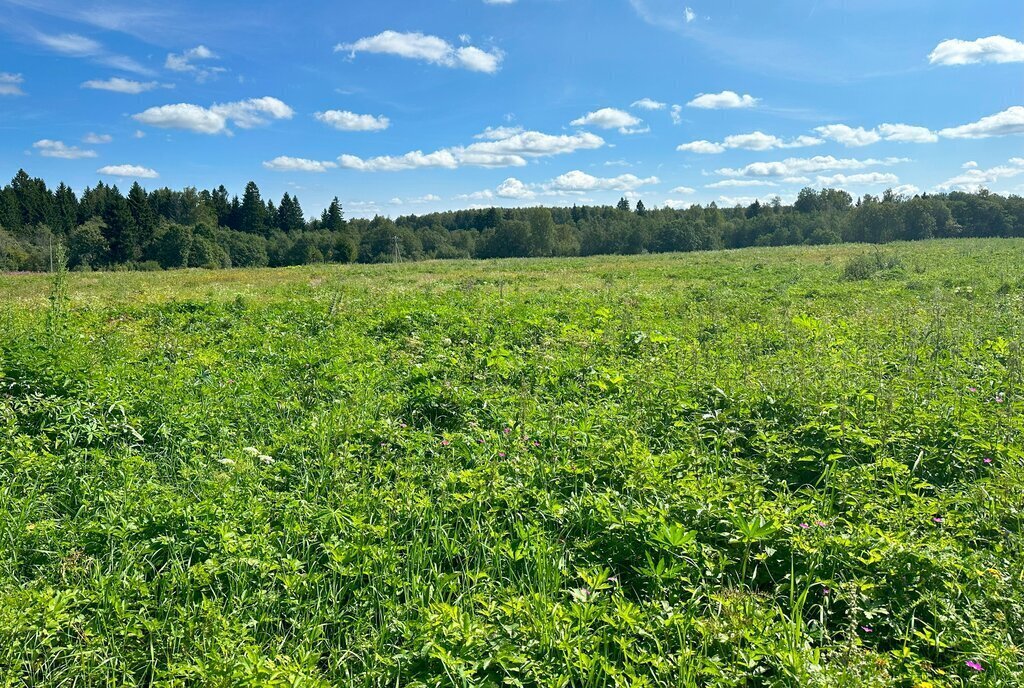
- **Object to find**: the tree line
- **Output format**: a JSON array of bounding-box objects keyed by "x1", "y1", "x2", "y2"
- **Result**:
[{"x1": 1, "y1": 169, "x2": 1022, "y2": 271}]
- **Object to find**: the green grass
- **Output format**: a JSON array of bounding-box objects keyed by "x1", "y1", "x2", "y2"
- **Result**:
[{"x1": 1, "y1": 239, "x2": 1023, "y2": 687}]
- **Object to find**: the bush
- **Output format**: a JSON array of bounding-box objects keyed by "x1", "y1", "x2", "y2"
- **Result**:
[{"x1": 841, "y1": 250, "x2": 904, "y2": 280}]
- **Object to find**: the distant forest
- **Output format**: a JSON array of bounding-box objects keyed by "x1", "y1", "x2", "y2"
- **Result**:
[{"x1": 1, "y1": 169, "x2": 1022, "y2": 271}]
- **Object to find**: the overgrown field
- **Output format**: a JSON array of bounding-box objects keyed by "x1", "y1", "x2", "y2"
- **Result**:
[{"x1": 1, "y1": 239, "x2": 1023, "y2": 687}]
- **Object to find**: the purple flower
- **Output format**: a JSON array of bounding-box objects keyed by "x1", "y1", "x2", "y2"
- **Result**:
[
  {"x1": 815, "y1": 520, "x2": 828, "y2": 527},
  {"x1": 503, "y1": 427, "x2": 512, "y2": 434},
  {"x1": 861, "y1": 626, "x2": 873, "y2": 633},
  {"x1": 933, "y1": 516, "x2": 944, "y2": 524},
  {"x1": 821, "y1": 586, "x2": 830, "y2": 596},
  {"x1": 799, "y1": 522, "x2": 810, "y2": 529},
  {"x1": 498, "y1": 452, "x2": 506, "y2": 457},
  {"x1": 968, "y1": 386, "x2": 977, "y2": 392},
  {"x1": 984, "y1": 457, "x2": 993, "y2": 464},
  {"x1": 966, "y1": 660, "x2": 984, "y2": 672}
]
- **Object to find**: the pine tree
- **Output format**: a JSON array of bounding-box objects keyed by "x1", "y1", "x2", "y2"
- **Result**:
[
  {"x1": 322, "y1": 197, "x2": 344, "y2": 231},
  {"x1": 239, "y1": 182, "x2": 265, "y2": 235},
  {"x1": 616, "y1": 197, "x2": 631, "y2": 212},
  {"x1": 635, "y1": 200, "x2": 647, "y2": 216}
]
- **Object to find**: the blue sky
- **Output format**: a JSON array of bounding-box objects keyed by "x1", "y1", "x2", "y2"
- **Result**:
[{"x1": 1, "y1": 0, "x2": 1022, "y2": 218}]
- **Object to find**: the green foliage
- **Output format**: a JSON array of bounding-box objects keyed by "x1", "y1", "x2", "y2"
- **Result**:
[
  {"x1": 841, "y1": 250, "x2": 905, "y2": 280},
  {"x1": 1, "y1": 240, "x2": 1022, "y2": 685}
]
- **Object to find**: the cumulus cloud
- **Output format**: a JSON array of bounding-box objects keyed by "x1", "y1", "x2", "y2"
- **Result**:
[
  {"x1": 33, "y1": 139, "x2": 97, "y2": 159},
  {"x1": 715, "y1": 155, "x2": 909, "y2": 178},
  {"x1": 705, "y1": 179, "x2": 779, "y2": 188},
  {"x1": 678, "y1": 131, "x2": 822, "y2": 154},
  {"x1": 0, "y1": 72, "x2": 25, "y2": 96},
  {"x1": 631, "y1": 98, "x2": 666, "y2": 110},
  {"x1": 165, "y1": 45, "x2": 225, "y2": 81},
  {"x1": 687, "y1": 90, "x2": 759, "y2": 109},
  {"x1": 315, "y1": 110, "x2": 390, "y2": 132},
  {"x1": 97, "y1": 164, "x2": 159, "y2": 178},
  {"x1": 496, "y1": 177, "x2": 534, "y2": 199},
  {"x1": 570, "y1": 107, "x2": 646, "y2": 134},
  {"x1": 670, "y1": 104, "x2": 683, "y2": 124},
  {"x1": 81, "y1": 77, "x2": 161, "y2": 94},
  {"x1": 337, "y1": 130, "x2": 605, "y2": 172},
  {"x1": 929, "y1": 35, "x2": 1024, "y2": 66},
  {"x1": 133, "y1": 97, "x2": 294, "y2": 135},
  {"x1": 939, "y1": 106, "x2": 1024, "y2": 139},
  {"x1": 263, "y1": 156, "x2": 338, "y2": 172},
  {"x1": 934, "y1": 157, "x2": 1024, "y2": 192},
  {"x1": 83, "y1": 133, "x2": 112, "y2": 144},
  {"x1": 474, "y1": 125, "x2": 524, "y2": 140},
  {"x1": 814, "y1": 124, "x2": 881, "y2": 147},
  {"x1": 335, "y1": 31, "x2": 503, "y2": 73},
  {"x1": 816, "y1": 123, "x2": 939, "y2": 146},
  {"x1": 545, "y1": 170, "x2": 660, "y2": 192},
  {"x1": 669, "y1": 186, "x2": 695, "y2": 194},
  {"x1": 876, "y1": 123, "x2": 939, "y2": 143},
  {"x1": 815, "y1": 172, "x2": 900, "y2": 186},
  {"x1": 390, "y1": 194, "x2": 442, "y2": 205}
]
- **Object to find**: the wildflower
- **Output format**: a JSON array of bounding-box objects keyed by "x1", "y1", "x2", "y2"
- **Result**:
[
  {"x1": 218, "y1": 458, "x2": 235, "y2": 466},
  {"x1": 966, "y1": 660, "x2": 983, "y2": 672},
  {"x1": 242, "y1": 447, "x2": 260, "y2": 457},
  {"x1": 915, "y1": 682, "x2": 934, "y2": 688},
  {"x1": 533, "y1": 440, "x2": 540, "y2": 447},
  {"x1": 994, "y1": 395, "x2": 1004, "y2": 403},
  {"x1": 968, "y1": 386, "x2": 977, "y2": 392},
  {"x1": 498, "y1": 452, "x2": 506, "y2": 457},
  {"x1": 932, "y1": 516, "x2": 944, "y2": 524},
  {"x1": 503, "y1": 427, "x2": 512, "y2": 434},
  {"x1": 984, "y1": 457, "x2": 993, "y2": 464},
  {"x1": 799, "y1": 522, "x2": 810, "y2": 529},
  {"x1": 861, "y1": 626, "x2": 873, "y2": 633},
  {"x1": 399, "y1": 422, "x2": 407, "y2": 428},
  {"x1": 821, "y1": 586, "x2": 830, "y2": 596},
  {"x1": 815, "y1": 520, "x2": 828, "y2": 527},
  {"x1": 258, "y1": 454, "x2": 274, "y2": 465},
  {"x1": 441, "y1": 439, "x2": 450, "y2": 447}
]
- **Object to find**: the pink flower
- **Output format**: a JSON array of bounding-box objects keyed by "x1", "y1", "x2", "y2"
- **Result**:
[
  {"x1": 399, "y1": 422, "x2": 407, "y2": 428},
  {"x1": 968, "y1": 386, "x2": 977, "y2": 392},
  {"x1": 966, "y1": 660, "x2": 983, "y2": 672},
  {"x1": 984, "y1": 457, "x2": 993, "y2": 464},
  {"x1": 861, "y1": 626, "x2": 873, "y2": 633},
  {"x1": 503, "y1": 427, "x2": 512, "y2": 434},
  {"x1": 821, "y1": 587, "x2": 830, "y2": 596},
  {"x1": 815, "y1": 520, "x2": 828, "y2": 527},
  {"x1": 933, "y1": 516, "x2": 944, "y2": 523},
  {"x1": 441, "y1": 439, "x2": 450, "y2": 447},
  {"x1": 799, "y1": 523, "x2": 810, "y2": 529},
  {"x1": 498, "y1": 452, "x2": 506, "y2": 457}
]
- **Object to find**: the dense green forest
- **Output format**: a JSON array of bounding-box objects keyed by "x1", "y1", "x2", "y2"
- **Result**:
[{"x1": 1, "y1": 168, "x2": 1022, "y2": 271}]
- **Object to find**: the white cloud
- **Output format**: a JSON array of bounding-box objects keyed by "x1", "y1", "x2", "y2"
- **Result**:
[
  {"x1": 929, "y1": 35, "x2": 1024, "y2": 66},
  {"x1": 83, "y1": 133, "x2": 112, "y2": 144},
  {"x1": 663, "y1": 199, "x2": 694, "y2": 209},
  {"x1": 390, "y1": 194, "x2": 442, "y2": 205},
  {"x1": 545, "y1": 170, "x2": 659, "y2": 192},
  {"x1": 97, "y1": 164, "x2": 159, "y2": 178},
  {"x1": 715, "y1": 155, "x2": 909, "y2": 178},
  {"x1": 876, "y1": 123, "x2": 939, "y2": 143},
  {"x1": 338, "y1": 150, "x2": 460, "y2": 172},
  {"x1": 165, "y1": 45, "x2": 225, "y2": 81},
  {"x1": 670, "y1": 104, "x2": 683, "y2": 124},
  {"x1": 81, "y1": 77, "x2": 160, "y2": 94},
  {"x1": 687, "y1": 90, "x2": 759, "y2": 109},
  {"x1": 814, "y1": 124, "x2": 881, "y2": 147},
  {"x1": 35, "y1": 32, "x2": 102, "y2": 56},
  {"x1": 32, "y1": 139, "x2": 97, "y2": 159},
  {"x1": 133, "y1": 97, "x2": 294, "y2": 135},
  {"x1": 570, "y1": 107, "x2": 644, "y2": 134},
  {"x1": 133, "y1": 130, "x2": 146, "y2": 139},
  {"x1": 336, "y1": 31, "x2": 503, "y2": 73},
  {"x1": 631, "y1": 97, "x2": 666, "y2": 110},
  {"x1": 474, "y1": 125, "x2": 524, "y2": 139},
  {"x1": 963, "y1": 160, "x2": 979, "y2": 169},
  {"x1": 890, "y1": 184, "x2": 921, "y2": 197},
  {"x1": 684, "y1": 7, "x2": 696, "y2": 22},
  {"x1": 816, "y1": 122, "x2": 939, "y2": 146},
  {"x1": 934, "y1": 157, "x2": 1024, "y2": 192},
  {"x1": 31, "y1": 31, "x2": 153, "y2": 75},
  {"x1": 677, "y1": 140, "x2": 726, "y2": 154},
  {"x1": 337, "y1": 130, "x2": 605, "y2": 172},
  {"x1": 815, "y1": 172, "x2": 900, "y2": 186},
  {"x1": 263, "y1": 156, "x2": 338, "y2": 172},
  {"x1": 678, "y1": 131, "x2": 821, "y2": 154},
  {"x1": 0, "y1": 72, "x2": 25, "y2": 96},
  {"x1": 939, "y1": 106, "x2": 1024, "y2": 139},
  {"x1": 669, "y1": 186, "x2": 695, "y2": 194},
  {"x1": 497, "y1": 177, "x2": 534, "y2": 199},
  {"x1": 706, "y1": 179, "x2": 778, "y2": 188},
  {"x1": 315, "y1": 110, "x2": 390, "y2": 132}
]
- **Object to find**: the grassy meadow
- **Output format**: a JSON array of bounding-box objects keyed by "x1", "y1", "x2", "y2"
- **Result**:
[{"x1": 1, "y1": 239, "x2": 1023, "y2": 686}]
